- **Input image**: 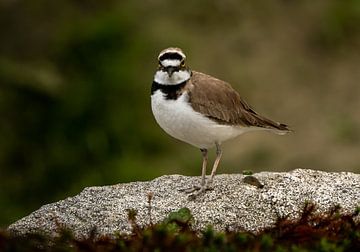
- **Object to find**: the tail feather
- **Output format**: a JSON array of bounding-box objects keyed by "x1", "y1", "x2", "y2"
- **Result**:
[{"x1": 253, "y1": 114, "x2": 291, "y2": 134}]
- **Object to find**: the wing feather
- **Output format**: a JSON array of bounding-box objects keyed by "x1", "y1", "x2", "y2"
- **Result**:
[{"x1": 187, "y1": 71, "x2": 289, "y2": 132}]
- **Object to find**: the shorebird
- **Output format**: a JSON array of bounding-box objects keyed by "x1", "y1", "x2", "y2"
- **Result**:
[{"x1": 151, "y1": 47, "x2": 290, "y2": 197}]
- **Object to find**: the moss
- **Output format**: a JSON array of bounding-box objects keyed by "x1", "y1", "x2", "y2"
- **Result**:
[{"x1": 242, "y1": 170, "x2": 254, "y2": 175}]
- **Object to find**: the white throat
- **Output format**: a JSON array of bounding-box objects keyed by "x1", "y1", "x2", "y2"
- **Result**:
[{"x1": 154, "y1": 70, "x2": 191, "y2": 85}]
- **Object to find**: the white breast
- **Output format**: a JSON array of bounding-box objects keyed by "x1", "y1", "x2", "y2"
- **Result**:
[{"x1": 151, "y1": 90, "x2": 250, "y2": 149}]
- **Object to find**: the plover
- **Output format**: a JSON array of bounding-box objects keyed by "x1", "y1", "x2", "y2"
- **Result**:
[{"x1": 151, "y1": 47, "x2": 290, "y2": 197}]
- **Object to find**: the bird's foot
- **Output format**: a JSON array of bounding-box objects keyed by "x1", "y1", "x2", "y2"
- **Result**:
[
  {"x1": 179, "y1": 182, "x2": 214, "y2": 200},
  {"x1": 188, "y1": 184, "x2": 214, "y2": 200},
  {"x1": 178, "y1": 185, "x2": 201, "y2": 194}
]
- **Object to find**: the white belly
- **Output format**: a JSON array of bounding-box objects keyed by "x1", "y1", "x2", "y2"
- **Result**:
[{"x1": 151, "y1": 90, "x2": 249, "y2": 149}]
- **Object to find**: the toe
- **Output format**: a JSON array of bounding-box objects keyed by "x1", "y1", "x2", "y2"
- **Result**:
[{"x1": 178, "y1": 185, "x2": 200, "y2": 194}]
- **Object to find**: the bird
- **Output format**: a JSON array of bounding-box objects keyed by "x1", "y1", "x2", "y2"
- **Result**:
[{"x1": 151, "y1": 47, "x2": 290, "y2": 197}]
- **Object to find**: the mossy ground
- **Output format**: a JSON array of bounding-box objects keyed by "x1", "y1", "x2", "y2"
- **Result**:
[{"x1": 1, "y1": 203, "x2": 359, "y2": 252}]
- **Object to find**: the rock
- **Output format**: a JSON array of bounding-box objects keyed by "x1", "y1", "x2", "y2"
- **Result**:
[{"x1": 8, "y1": 169, "x2": 360, "y2": 238}]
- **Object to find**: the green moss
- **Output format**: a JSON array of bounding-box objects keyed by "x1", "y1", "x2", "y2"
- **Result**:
[
  {"x1": 242, "y1": 170, "x2": 253, "y2": 175},
  {"x1": 261, "y1": 234, "x2": 274, "y2": 249}
]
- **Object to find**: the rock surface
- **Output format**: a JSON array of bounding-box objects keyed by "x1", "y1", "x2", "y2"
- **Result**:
[{"x1": 8, "y1": 169, "x2": 360, "y2": 238}]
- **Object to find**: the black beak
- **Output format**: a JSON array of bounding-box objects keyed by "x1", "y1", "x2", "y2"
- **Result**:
[{"x1": 165, "y1": 66, "x2": 176, "y2": 77}]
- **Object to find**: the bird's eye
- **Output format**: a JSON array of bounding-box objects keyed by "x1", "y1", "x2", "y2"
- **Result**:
[{"x1": 181, "y1": 61, "x2": 185, "y2": 67}]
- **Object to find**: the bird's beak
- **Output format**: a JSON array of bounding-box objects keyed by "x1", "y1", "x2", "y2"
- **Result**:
[{"x1": 166, "y1": 66, "x2": 176, "y2": 77}]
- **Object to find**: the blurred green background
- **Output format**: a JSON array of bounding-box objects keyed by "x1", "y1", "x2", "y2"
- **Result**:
[{"x1": 1, "y1": 0, "x2": 360, "y2": 227}]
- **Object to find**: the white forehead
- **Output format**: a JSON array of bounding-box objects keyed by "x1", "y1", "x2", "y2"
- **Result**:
[{"x1": 161, "y1": 59, "x2": 181, "y2": 67}]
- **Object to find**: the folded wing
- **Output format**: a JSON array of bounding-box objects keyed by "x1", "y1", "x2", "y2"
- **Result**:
[{"x1": 187, "y1": 71, "x2": 289, "y2": 132}]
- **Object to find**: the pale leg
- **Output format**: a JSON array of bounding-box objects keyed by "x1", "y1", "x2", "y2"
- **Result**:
[
  {"x1": 179, "y1": 148, "x2": 208, "y2": 193},
  {"x1": 200, "y1": 148, "x2": 208, "y2": 187},
  {"x1": 206, "y1": 142, "x2": 222, "y2": 188},
  {"x1": 188, "y1": 143, "x2": 221, "y2": 199}
]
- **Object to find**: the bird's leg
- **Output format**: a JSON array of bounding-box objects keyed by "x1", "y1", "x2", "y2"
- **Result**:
[
  {"x1": 179, "y1": 148, "x2": 208, "y2": 193},
  {"x1": 200, "y1": 148, "x2": 208, "y2": 188},
  {"x1": 187, "y1": 146, "x2": 219, "y2": 199},
  {"x1": 205, "y1": 142, "x2": 222, "y2": 188},
  {"x1": 189, "y1": 143, "x2": 222, "y2": 200}
]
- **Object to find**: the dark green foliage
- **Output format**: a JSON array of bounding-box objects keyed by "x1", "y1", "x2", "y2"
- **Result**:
[
  {"x1": 0, "y1": 204, "x2": 359, "y2": 251},
  {"x1": 0, "y1": 1, "x2": 171, "y2": 226}
]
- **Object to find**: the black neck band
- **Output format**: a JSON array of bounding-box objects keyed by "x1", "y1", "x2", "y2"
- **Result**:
[{"x1": 151, "y1": 80, "x2": 188, "y2": 100}]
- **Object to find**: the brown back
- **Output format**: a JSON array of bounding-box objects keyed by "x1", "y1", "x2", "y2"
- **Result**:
[{"x1": 186, "y1": 71, "x2": 289, "y2": 131}]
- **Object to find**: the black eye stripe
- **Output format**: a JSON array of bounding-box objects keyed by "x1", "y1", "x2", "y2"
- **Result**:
[{"x1": 159, "y1": 52, "x2": 183, "y2": 61}]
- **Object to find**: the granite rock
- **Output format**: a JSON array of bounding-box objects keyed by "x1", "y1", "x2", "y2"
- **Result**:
[{"x1": 8, "y1": 169, "x2": 360, "y2": 238}]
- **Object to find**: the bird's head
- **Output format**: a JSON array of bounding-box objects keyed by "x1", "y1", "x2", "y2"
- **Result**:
[{"x1": 158, "y1": 47, "x2": 188, "y2": 77}]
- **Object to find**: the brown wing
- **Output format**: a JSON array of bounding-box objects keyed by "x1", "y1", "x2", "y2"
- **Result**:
[{"x1": 186, "y1": 71, "x2": 289, "y2": 131}]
